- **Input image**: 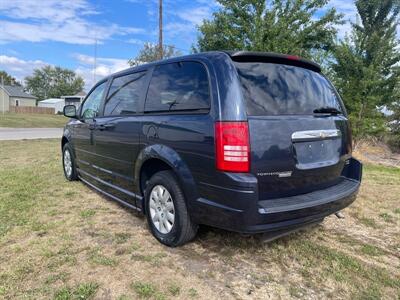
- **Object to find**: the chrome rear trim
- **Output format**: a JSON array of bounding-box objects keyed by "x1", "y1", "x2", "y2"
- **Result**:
[{"x1": 291, "y1": 129, "x2": 341, "y2": 142}]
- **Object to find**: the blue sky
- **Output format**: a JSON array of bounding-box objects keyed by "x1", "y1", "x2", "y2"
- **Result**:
[{"x1": 0, "y1": 0, "x2": 358, "y2": 91}]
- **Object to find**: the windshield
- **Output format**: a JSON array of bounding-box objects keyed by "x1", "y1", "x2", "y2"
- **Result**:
[{"x1": 234, "y1": 62, "x2": 343, "y2": 116}]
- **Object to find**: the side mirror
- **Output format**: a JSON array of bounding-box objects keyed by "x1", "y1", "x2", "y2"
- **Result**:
[{"x1": 63, "y1": 105, "x2": 77, "y2": 118}]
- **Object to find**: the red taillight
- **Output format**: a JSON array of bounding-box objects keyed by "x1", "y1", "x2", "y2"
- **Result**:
[
  {"x1": 215, "y1": 121, "x2": 250, "y2": 172},
  {"x1": 286, "y1": 55, "x2": 299, "y2": 60}
]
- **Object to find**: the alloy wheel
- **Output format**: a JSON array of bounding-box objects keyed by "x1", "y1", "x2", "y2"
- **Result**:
[
  {"x1": 149, "y1": 185, "x2": 175, "y2": 234},
  {"x1": 63, "y1": 149, "x2": 73, "y2": 177}
]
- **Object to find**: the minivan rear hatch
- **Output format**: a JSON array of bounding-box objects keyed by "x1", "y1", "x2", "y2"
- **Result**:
[{"x1": 231, "y1": 53, "x2": 352, "y2": 200}]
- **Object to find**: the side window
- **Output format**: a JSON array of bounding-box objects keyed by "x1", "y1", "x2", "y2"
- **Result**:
[
  {"x1": 104, "y1": 71, "x2": 146, "y2": 116},
  {"x1": 145, "y1": 62, "x2": 210, "y2": 112},
  {"x1": 80, "y1": 81, "x2": 107, "y2": 119}
]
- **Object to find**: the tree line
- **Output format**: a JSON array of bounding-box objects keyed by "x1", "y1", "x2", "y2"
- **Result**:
[
  {"x1": 2, "y1": 0, "x2": 399, "y2": 149},
  {"x1": 0, "y1": 67, "x2": 84, "y2": 102},
  {"x1": 132, "y1": 0, "x2": 400, "y2": 149}
]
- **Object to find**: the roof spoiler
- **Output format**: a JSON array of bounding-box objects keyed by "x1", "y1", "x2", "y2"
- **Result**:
[{"x1": 224, "y1": 51, "x2": 321, "y2": 73}]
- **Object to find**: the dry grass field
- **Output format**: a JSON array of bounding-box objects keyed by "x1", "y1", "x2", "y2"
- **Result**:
[{"x1": 0, "y1": 139, "x2": 399, "y2": 299}]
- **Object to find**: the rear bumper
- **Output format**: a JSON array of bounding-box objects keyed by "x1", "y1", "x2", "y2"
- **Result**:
[{"x1": 193, "y1": 158, "x2": 362, "y2": 233}]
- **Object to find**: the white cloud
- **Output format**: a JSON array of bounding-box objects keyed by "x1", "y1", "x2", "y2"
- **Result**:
[
  {"x1": 0, "y1": 0, "x2": 144, "y2": 45},
  {"x1": 73, "y1": 54, "x2": 130, "y2": 91},
  {"x1": 126, "y1": 38, "x2": 145, "y2": 45},
  {"x1": 325, "y1": 0, "x2": 357, "y2": 39},
  {"x1": 176, "y1": 6, "x2": 212, "y2": 26},
  {"x1": 0, "y1": 54, "x2": 131, "y2": 92},
  {"x1": 0, "y1": 0, "x2": 97, "y2": 21},
  {"x1": 0, "y1": 55, "x2": 48, "y2": 83},
  {"x1": 164, "y1": 22, "x2": 196, "y2": 38},
  {"x1": 165, "y1": 1, "x2": 216, "y2": 38},
  {"x1": 328, "y1": 0, "x2": 357, "y2": 18}
]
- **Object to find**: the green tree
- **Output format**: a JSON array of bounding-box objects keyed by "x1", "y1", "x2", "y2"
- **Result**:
[
  {"x1": 387, "y1": 101, "x2": 400, "y2": 151},
  {"x1": 25, "y1": 66, "x2": 84, "y2": 101},
  {"x1": 332, "y1": 0, "x2": 400, "y2": 137},
  {"x1": 0, "y1": 70, "x2": 21, "y2": 86},
  {"x1": 195, "y1": 0, "x2": 343, "y2": 59},
  {"x1": 128, "y1": 43, "x2": 182, "y2": 66}
]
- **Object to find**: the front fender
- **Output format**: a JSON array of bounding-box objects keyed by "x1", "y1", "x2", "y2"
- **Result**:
[
  {"x1": 134, "y1": 144, "x2": 199, "y2": 209},
  {"x1": 62, "y1": 124, "x2": 78, "y2": 159},
  {"x1": 62, "y1": 127, "x2": 73, "y2": 147},
  {"x1": 63, "y1": 127, "x2": 73, "y2": 142}
]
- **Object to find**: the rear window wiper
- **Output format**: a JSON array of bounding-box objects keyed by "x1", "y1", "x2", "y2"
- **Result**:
[{"x1": 313, "y1": 107, "x2": 342, "y2": 115}]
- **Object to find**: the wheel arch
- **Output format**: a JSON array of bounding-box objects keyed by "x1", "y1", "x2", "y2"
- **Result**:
[
  {"x1": 61, "y1": 136, "x2": 69, "y2": 150},
  {"x1": 135, "y1": 144, "x2": 198, "y2": 213}
]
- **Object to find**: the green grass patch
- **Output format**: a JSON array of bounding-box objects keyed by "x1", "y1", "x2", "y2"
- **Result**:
[
  {"x1": 283, "y1": 240, "x2": 399, "y2": 295},
  {"x1": 80, "y1": 209, "x2": 96, "y2": 218},
  {"x1": 132, "y1": 282, "x2": 156, "y2": 299},
  {"x1": 359, "y1": 217, "x2": 379, "y2": 229},
  {"x1": 363, "y1": 164, "x2": 400, "y2": 185},
  {"x1": 114, "y1": 232, "x2": 131, "y2": 244},
  {"x1": 379, "y1": 212, "x2": 395, "y2": 223},
  {"x1": 289, "y1": 285, "x2": 304, "y2": 298},
  {"x1": 360, "y1": 244, "x2": 384, "y2": 256},
  {"x1": 0, "y1": 138, "x2": 399, "y2": 299},
  {"x1": 46, "y1": 245, "x2": 78, "y2": 270},
  {"x1": 337, "y1": 236, "x2": 385, "y2": 257},
  {"x1": 167, "y1": 283, "x2": 181, "y2": 296},
  {"x1": 353, "y1": 284, "x2": 382, "y2": 300},
  {"x1": 0, "y1": 139, "x2": 66, "y2": 240},
  {"x1": 188, "y1": 288, "x2": 198, "y2": 298},
  {"x1": 0, "y1": 112, "x2": 67, "y2": 128},
  {"x1": 54, "y1": 282, "x2": 99, "y2": 300},
  {"x1": 363, "y1": 164, "x2": 400, "y2": 176},
  {"x1": 130, "y1": 252, "x2": 166, "y2": 266},
  {"x1": 44, "y1": 272, "x2": 70, "y2": 284},
  {"x1": 88, "y1": 248, "x2": 117, "y2": 266}
]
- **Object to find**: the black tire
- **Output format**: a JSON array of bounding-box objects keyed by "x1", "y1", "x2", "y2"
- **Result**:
[
  {"x1": 62, "y1": 143, "x2": 78, "y2": 181},
  {"x1": 144, "y1": 170, "x2": 198, "y2": 247}
]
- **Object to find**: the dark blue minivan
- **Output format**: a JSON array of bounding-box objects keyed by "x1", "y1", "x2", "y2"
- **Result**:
[{"x1": 61, "y1": 51, "x2": 362, "y2": 246}]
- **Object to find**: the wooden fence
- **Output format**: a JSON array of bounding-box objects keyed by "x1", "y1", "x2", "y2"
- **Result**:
[{"x1": 9, "y1": 106, "x2": 55, "y2": 115}]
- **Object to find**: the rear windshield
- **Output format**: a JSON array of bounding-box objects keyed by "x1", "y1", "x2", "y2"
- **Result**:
[{"x1": 234, "y1": 62, "x2": 342, "y2": 116}]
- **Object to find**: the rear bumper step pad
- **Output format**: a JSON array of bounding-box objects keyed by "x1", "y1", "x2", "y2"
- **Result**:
[{"x1": 258, "y1": 177, "x2": 360, "y2": 214}]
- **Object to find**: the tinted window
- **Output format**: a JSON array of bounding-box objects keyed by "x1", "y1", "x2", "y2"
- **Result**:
[
  {"x1": 145, "y1": 62, "x2": 210, "y2": 112},
  {"x1": 104, "y1": 71, "x2": 146, "y2": 116},
  {"x1": 234, "y1": 62, "x2": 342, "y2": 116},
  {"x1": 81, "y1": 81, "x2": 107, "y2": 119}
]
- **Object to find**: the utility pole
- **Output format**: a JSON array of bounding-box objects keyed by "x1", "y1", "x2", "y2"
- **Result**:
[
  {"x1": 158, "y1": 0, "x2": 163, "y2": 60},
  {"x1": 93, "y1": 34, "x2": 98, "y2": 85}
]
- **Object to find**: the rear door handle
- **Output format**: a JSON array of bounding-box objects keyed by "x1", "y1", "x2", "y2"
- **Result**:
[{"x1": 98, "y1": 123, "x2": 115, "y2": 131}]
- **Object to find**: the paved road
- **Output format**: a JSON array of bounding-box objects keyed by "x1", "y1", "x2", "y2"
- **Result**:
[{"x1": 0, "y1": 128, "x2": 63, "y2": 141}]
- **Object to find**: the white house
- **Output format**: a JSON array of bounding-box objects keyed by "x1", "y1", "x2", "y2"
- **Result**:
[{"x1": 38, "y1": 98, "x2": 65, "y2": 114}]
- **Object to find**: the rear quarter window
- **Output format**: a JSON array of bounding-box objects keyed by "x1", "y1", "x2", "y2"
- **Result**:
[
  {"x1": 145, "y1": 61, "x2": 210, "y2": 112},
  {"x1": 234, "y1": 62, "x2": 342, "y2": 116},
  {"x1": 104, "y1": 71, "x2": 147, "y2": 116}
]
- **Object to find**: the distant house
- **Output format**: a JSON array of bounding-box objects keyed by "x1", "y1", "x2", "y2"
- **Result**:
[
  {"x1": 0, "y1": 85, "x2": 37, "y2": 112},
  {"x1": 38, "y1": 98, "x2": 65, "y2": 114},
  {"x1": 61, "y1": 91, "x2": 86, "y2": 108}
]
